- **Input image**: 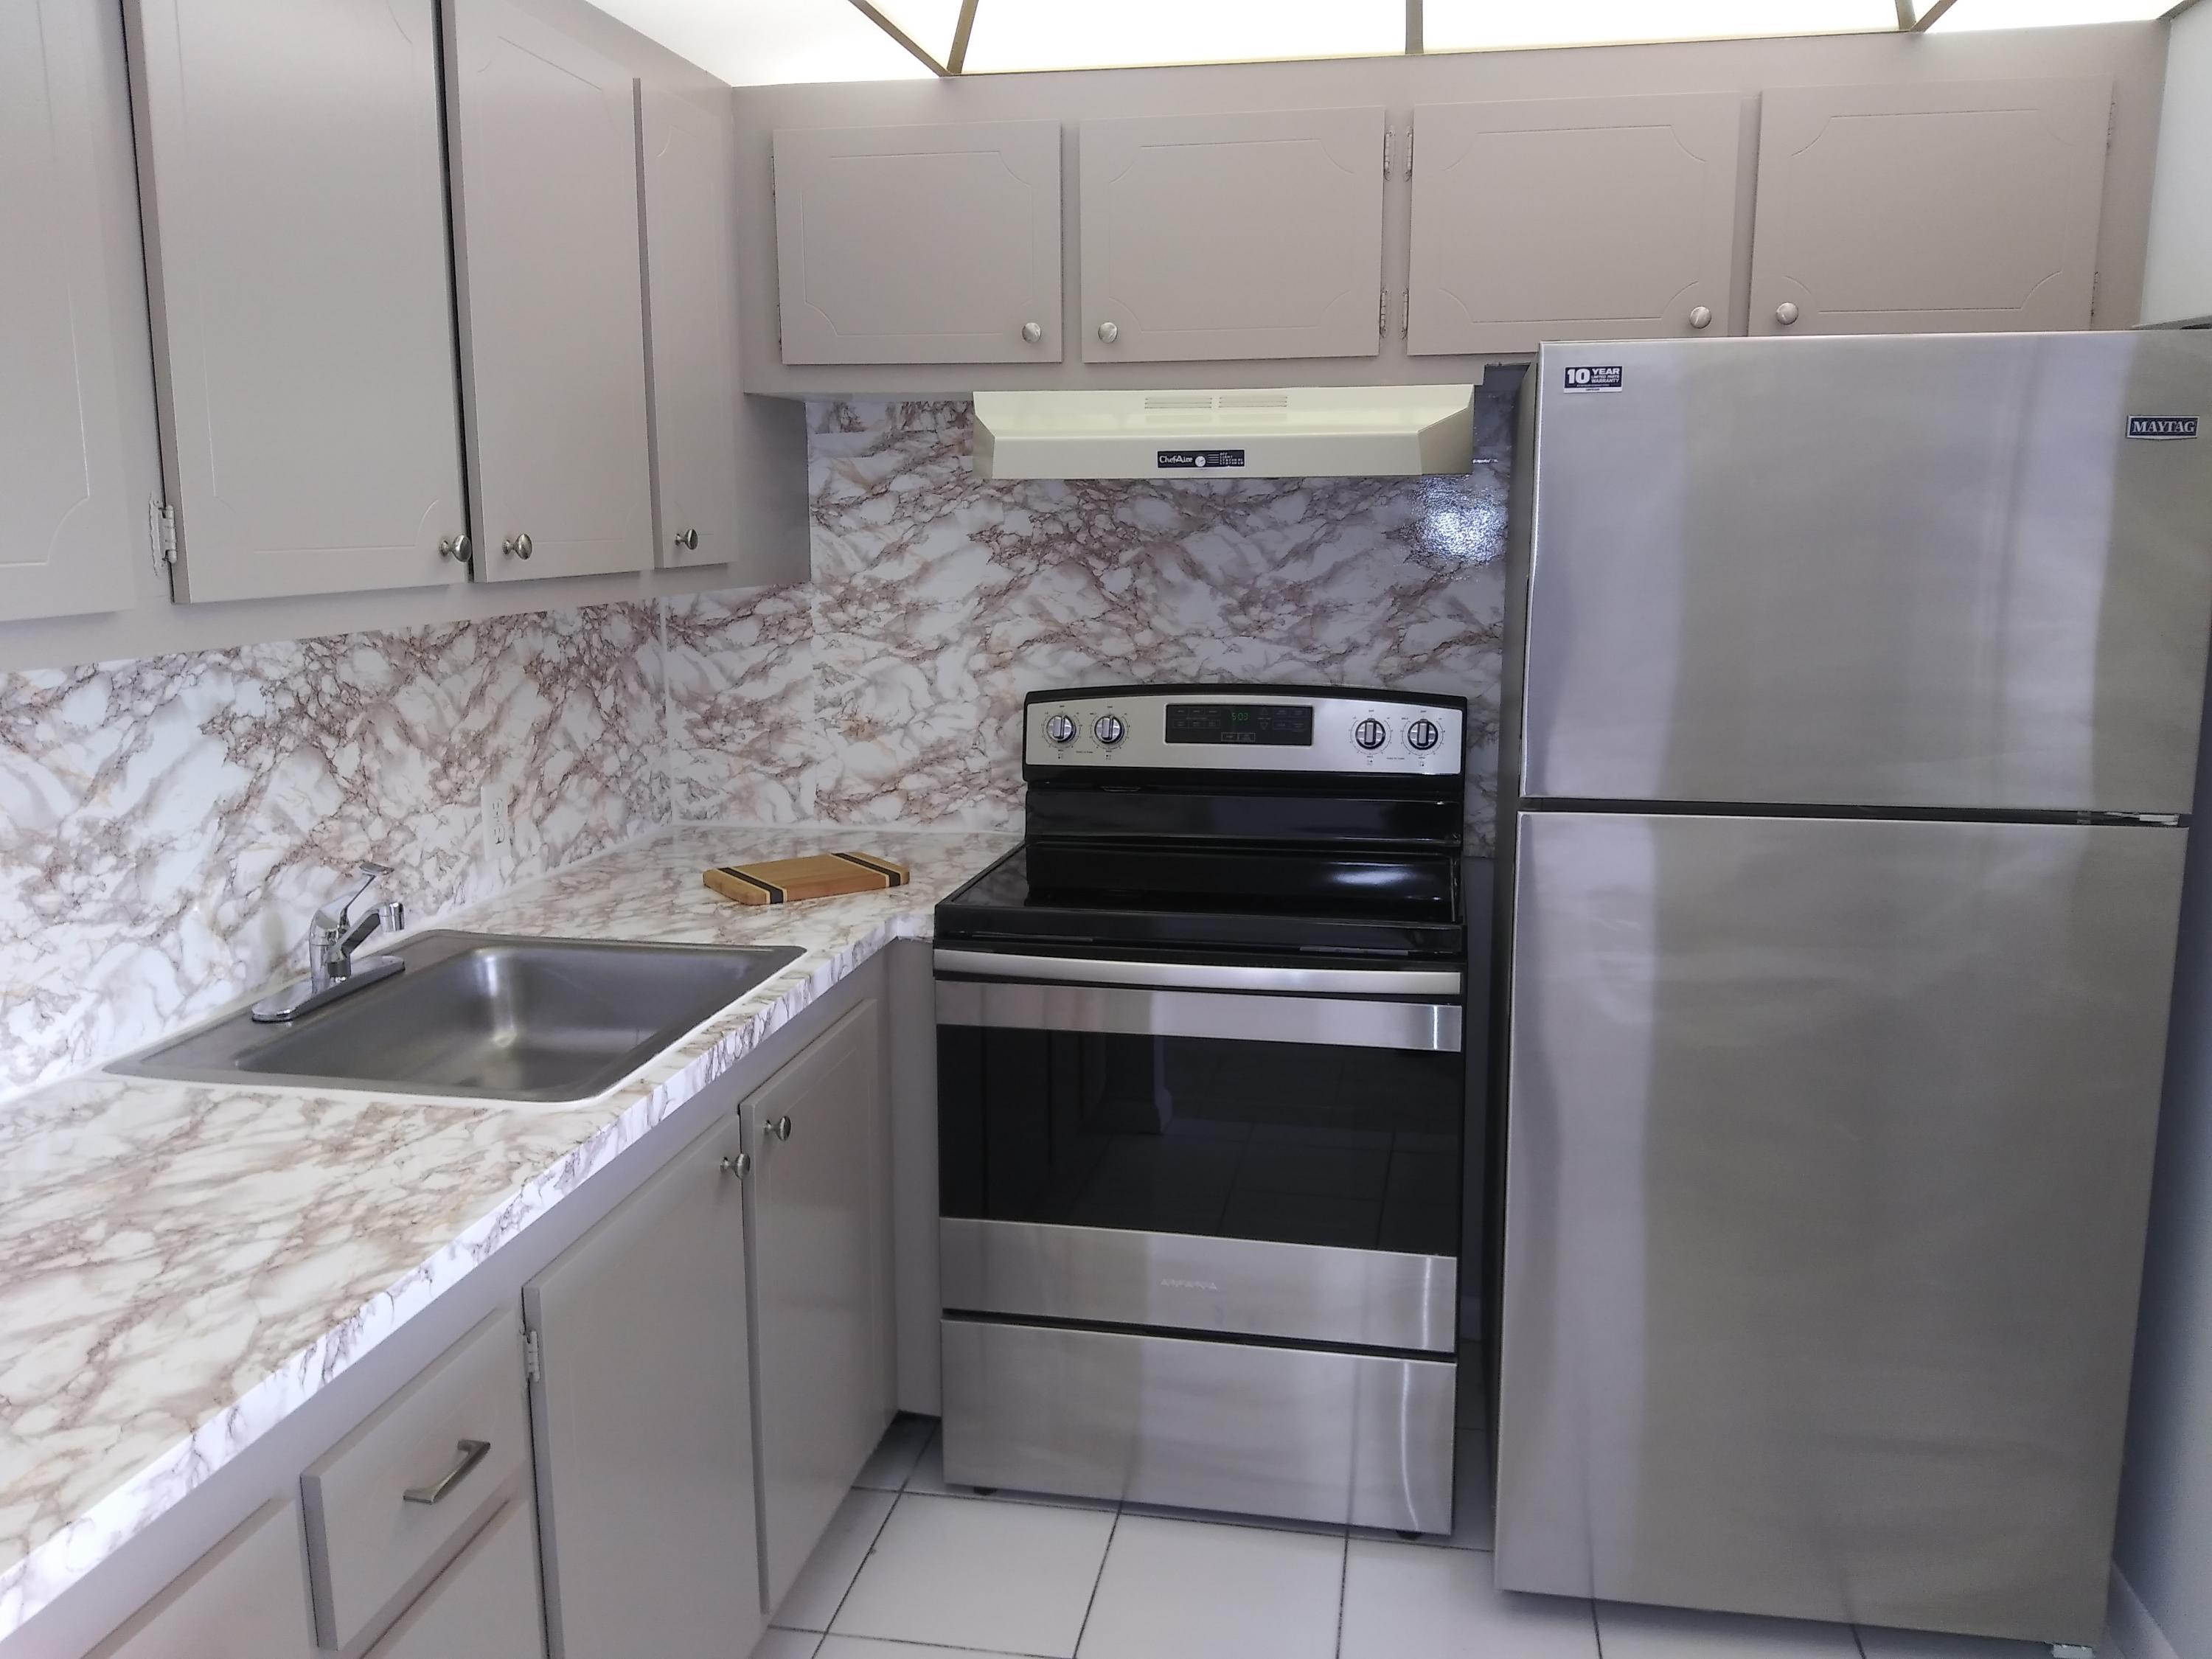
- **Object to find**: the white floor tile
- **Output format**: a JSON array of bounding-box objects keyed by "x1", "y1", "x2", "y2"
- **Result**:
[
  {"x1": 750, "y1": 1632, "x2": 823, "y2": 1659},
  {"x1": 832, "y1": 1494, "x2": 1116, "y2": 1657},
  {"x1": 855, "y1": 1414, "x2": 937, "y2": 1492},
  {"x1": 818, "y1": 1640, "x2": 1031, "y2": 1658},
  {"x1": 1596, "y1": 1602, "x2": 1861, "y2": 1658},
  {"x1": 1859, "y1": 1626, "x2": 2065, "y2": 1658},
  {"x1": 1349, "y1": 1427, "x2": 1492, "y2": 1551},
  {"x1": 1117, "y1": 1498, "x2": 1346, "y2": 1538},
  {"x1": 1077, "y1": 1513, "x2": 1345, "y2": 1659},
  {"x1": 906, "y1": 1427, "x2": 1116, "y2": 1511},
  {"x1": 1339, "y1": 1539, "x2": 1598, "y2": 1659},
  {"x1": 770, "y1": 1486, "x2": 898, "y2": 1632}
]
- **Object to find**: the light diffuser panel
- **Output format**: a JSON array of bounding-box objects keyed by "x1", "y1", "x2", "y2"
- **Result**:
[
  {"x1": 1423, "y1": 0, "x2": 1900, "y2": 51},
  {"x1": 961, "y1": 0, "x2": 1405, "y2": 74},
  {"x1": 1924, "y1": 0, "x2": 2175, "y2": 28}
]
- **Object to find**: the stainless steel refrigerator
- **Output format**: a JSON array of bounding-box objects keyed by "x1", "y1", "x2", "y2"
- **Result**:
[{"x1": 1492, "y1": 332, "x2": 2212, "y2": 1648}]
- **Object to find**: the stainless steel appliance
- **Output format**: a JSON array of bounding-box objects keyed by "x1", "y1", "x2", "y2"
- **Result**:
[
  {"x1": 1493, "y1": 332, "x2": 2212, "y2": 1648},
  {"x1": 935, "y1": 684, "x2": 1470, "y2": 1531}
]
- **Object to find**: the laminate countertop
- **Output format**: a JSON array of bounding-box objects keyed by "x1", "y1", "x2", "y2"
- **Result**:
[{"x1": 0, "y1": 824, "x2": 1015, "y2": 1642}]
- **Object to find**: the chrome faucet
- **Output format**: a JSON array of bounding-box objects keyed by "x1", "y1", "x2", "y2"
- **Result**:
[{"x1": 251, "y1": 861, "x2": 408, "y2": 1023}]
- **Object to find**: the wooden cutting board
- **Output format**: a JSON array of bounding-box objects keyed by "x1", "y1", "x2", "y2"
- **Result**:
[{"x1": 703, "y1": 851, "x2": 911, "y2": 906}]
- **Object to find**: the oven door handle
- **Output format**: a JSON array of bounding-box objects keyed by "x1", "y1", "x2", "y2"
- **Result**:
[
  {"x1": 931, "y1": 949, "x2": 1463, "y2": 999},
  {"x1": 935, "y1": 979, "x2": 1462, "y2": 1054}
]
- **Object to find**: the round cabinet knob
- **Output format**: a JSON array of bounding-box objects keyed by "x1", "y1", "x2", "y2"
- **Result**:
[
  {"x1": 1093, "y1": 714, "x2": 1125, "y2": 746},
  {"x1": 1688, "y1": 305, "x2": 1713, "y2": 330},
  {"x1": 1044, "y1": 713, "x2": 1077, "y2": 745},
  {"x1": 439, "y1": 534, "x2": 470, "y2": 565},
  {"x1": 770, "y1": 1114, "x2": 793, "y2": 1142},
  {"x1": 1775, "y1": 302, "x2": 1800, "y2": 327},
  {"x1": 1354, "y1": 718, "x2": 1388, "y2": 751},
  {"x1": 1021, "y1": 321, "x2": 1043, "y2": 344},
  {"x1": 720, "y1": 1152, "x2": 751, "y2": 1178},
  {"x1": 675, "y1": 527, "x2": 699, "y2": 552},
  {"x1": 1407, "y1": 718, "x2": 1441, "y2": 751},
  {"x1": 504, "y1": 532, "x2": 532, "y2": 560},
  {"x1": 1096, "y1": 321, "x2": 1119, "y2": 344}
]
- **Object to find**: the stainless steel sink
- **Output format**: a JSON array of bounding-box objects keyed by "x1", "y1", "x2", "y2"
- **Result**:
[{"x1": 111, "y1": 931, "x2": 805, "y2": 1103}]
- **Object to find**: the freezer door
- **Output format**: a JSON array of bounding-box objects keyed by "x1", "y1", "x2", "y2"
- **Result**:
[
  {"x1": 1496, "y1": 811, "x2": 2184, "y2": 1644},
  {"x1": 1523, "y1": 333, "x2": 2212, "y2": 814}
]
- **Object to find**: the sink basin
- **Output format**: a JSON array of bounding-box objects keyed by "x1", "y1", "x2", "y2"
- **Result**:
[{"x1": 111, "y1": 931, "x2": 805, "y2": 1103}]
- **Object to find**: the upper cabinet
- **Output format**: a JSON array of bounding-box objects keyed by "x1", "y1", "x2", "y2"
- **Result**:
[
  {"x1": 445, "y1": 0, "x2": 655, "y2": 582},
  {"x1": 1079, "y1": 108, "x2": 1385, "y2": 363},
  {"x1": 126, "y1": 0, "x2": 467, "y2": 604},
  {"x1": 0, "y1": 0, "x2": 144, "y2": 624},
  {"x1": 640, "y1": 84, "x2": 745, "y2": 571},
  {"x1": 1748, "y1": 78, "x2": 2110, "y2": 336},
  {"x1": 1408, "y1": 94, "x2": 1743, "y2": 356},
  {"x1": 2142, "y1": 1, "x2": 2212, "y2": 327},
  {"x1": 773, "y1": 120, "x2": 1062, "y2": 366}
]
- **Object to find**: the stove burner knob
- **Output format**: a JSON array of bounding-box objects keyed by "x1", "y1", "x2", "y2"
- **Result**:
[
  {"x1": 1407, "y1": 718, "x2": 1441, "y2": 751},
  {"x1": 1044, "y1": 713, "x2": 1077, "y2": 745},
  {"x1": 1354, "y1": 718, "x2": 1388, "y2": 751},
  {"x1": 1093, "y1": 714, "x2": 1126, "y2": 746}
]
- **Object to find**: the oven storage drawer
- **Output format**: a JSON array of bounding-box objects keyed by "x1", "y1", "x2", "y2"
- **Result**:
[
  {"x1": 942, "y1": 1217, "x2": 1455, "y2": 1352},
  {"x1": 942, "y1": 1317, "x2": 1455, "y2": 1533}
]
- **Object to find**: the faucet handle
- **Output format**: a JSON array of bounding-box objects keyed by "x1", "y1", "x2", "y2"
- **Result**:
[{"x1": 315, "y1": 861, "x2": 394, "y2": 931}]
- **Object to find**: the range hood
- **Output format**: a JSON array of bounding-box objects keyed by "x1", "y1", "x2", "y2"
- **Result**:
[{"x1": 972, "y1": 383, "x2": 1476, "y2": 480}]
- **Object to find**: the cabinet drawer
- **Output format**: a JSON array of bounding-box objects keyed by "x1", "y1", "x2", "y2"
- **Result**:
[
  {"x1": 91, "y1": 1498, "x2": 313, "y2": 1659},
  {"x1": 302, "y1": 1312, "x2": 530, "y2": 1649},
  {"x1": 364, "y1": 1500, "x2": 543, "y2": 1659}
]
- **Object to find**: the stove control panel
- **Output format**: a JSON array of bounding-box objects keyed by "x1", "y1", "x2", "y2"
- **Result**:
[{"x1": 1024, "y1": 687, "x2": 1465, "y2": 776}]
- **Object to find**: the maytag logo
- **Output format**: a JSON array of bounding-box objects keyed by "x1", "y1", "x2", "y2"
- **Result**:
[
  {"x1": 1159, "y1": 1278, "x2": 1220, "y2": 1292},
  {"x1": 2129, "y1": 416, "x2": 2199, "y2": 440}
]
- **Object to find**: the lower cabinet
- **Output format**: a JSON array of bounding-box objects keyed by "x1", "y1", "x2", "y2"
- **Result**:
[
  {"x1": 364, "y1": 1500, "x2": 543, "y2": 1659},
  {"x1": 748, "y1": 998, "x2": 894, "y2": 1611},
  {"x1": 526, "y1": 1110, "x2": 765, "y2": 1659},
  {"x1": 89, "y1": 1498, "x2": 313, "y2": 1659}
]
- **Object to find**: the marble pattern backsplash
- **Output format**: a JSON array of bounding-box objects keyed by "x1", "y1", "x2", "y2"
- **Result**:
[
  {"x1": 0, "y1": 605, "x2": 664, "y2": 1097},
  {"x1": 663, "y1": 385, "x2": 1514, "y2": 849}
]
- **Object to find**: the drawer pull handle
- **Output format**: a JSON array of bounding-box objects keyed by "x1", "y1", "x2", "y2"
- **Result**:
[{"x1": 403, "y1": 1439, "x2": 491, "y2": 1506}]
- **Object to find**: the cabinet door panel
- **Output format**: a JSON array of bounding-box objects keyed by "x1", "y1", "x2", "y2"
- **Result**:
[
  {"x1": 448, "y1": 0, "x2": 654, "y2": 582},
  {"x1": 0, "y1": 0, "x2": 141, "y2": 622},
  {"x1": 129, "y1": 0, "x2": 466, "y2": 603},
  {"x1": 1080, "y1": 108, "x2": 1383, "y2": 363},
  {"x1": 774, "y1": 121, "x2": 1062, "y2": 366},
  {"x1": 364, "y1": 1500, "x2": 543, "y2": 1659},
  {"x1": 1409, "y1": 94, "x2": 1742, "y2": 355},
  {"x1": 92, "y1": 1498, "x2": 313, "y2": 1659},
  {"x1": 750, "y1": 999, "x2": 891, "y2": 1611},
  {"x1": 526, "y1": 1113, "x2": 763, "y2": 1659},
  {"x1": 641, "y1": 85, "x2": 742, "y2": 570},
  {"x1": 1749, "y1": 78, "x2": 2109, "y2": 335}
]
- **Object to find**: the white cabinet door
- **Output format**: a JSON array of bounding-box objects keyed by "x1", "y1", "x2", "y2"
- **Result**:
[
  {"x1": 1408, "y1": 94, "x2": 1743, "y2": 356},
  {"x1": 1749, "y1": 78, "x2": 2110, "y2": 335},
  {"x1": 748, "y1": 999, "x2": 892, "y2": 1612},
  {"x1": 1079, "y1": 108, "x2": 1385, "y2": 363},
  {"x1": 0, "y1": 0, "x2": 142, "y2": 623},
  {"x1": 773, "y1": 120, "x2": 1062, "y2": 366},
  {"x1": 127, "y1": 0, "x2": 467, "y2": 603},
  {"x1": 447, "y1": 0, "x2": 654, "y2": 582},
  {"x1": 526, "y1": 1112, "x2": 764, "y2": 1659},
  {"x1": 91, "y1": 1498, "x2": 313, "y2": 1659},
  {"x1": 641, "y1": 84, "x2": 743, "y2": 571},
  {"x1": 363, "y1": 1500, "x2": 543, "y2": 1659}
]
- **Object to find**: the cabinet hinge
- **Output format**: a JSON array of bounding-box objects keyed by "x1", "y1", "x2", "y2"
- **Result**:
[
  {"x1": 147, "y1": 500, "x2": 177, "y2": 570},
  {"x1": 1384, "y1": 129, "x2": 1394, "y2": 181},
  {"x1": 1405, "y1": 127, "x2": 1413, "y2": 180},
  {"x1": 524, "y1": 1329, "x2": 543, "y2": 1383},
  {"x1": 1380, "y1": 290, "x2": 1388, "y2": 335},
  {"x1": 1401, "y1": 289, "x2": 1411, "y2": 341}
]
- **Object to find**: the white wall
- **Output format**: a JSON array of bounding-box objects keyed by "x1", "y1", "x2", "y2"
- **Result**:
[
  {"x1": 2141, "y1": 1, "x2": 2212, "y2": 327},
  {"x1": 2115, "y1": 662, "x2": 2212, "y2": 1659}
]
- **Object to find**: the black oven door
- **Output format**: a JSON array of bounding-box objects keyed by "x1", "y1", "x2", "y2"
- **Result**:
[{"x1": 935, "y1": 952, "x2": 1464, "y2": 1352}]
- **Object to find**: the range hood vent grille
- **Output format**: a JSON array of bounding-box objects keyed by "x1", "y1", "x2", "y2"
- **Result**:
[{"x1": 973, "y1": 383, "x2": 1478, "y2": 480}]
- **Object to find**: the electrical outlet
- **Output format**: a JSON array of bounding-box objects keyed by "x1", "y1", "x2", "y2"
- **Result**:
[{"x1": 481, "y1": 782, "x2": 513, "y2": 864}]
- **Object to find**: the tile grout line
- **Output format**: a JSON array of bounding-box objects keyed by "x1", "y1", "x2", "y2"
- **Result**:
[
  {"x1": 1332, "y1": 1523, "x2": 1352, "y2": 1659},
  {"x1": 1068, "y1": 1503, "x2": 1123, "y2": 1659},
  {"x1": 807, "y1": 1484, "x2": 903, "y2": 1641}
]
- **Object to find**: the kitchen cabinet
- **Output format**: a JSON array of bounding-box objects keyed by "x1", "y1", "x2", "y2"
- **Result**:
[
  {"x1": 445, "y1": 0, "x2": 655, "y2": 582},
  {"x1": 88, "y1": 1498, "x2": 312, "y2": 1659},
  {"x1": 2142, "y1": 0, "x2": 2212, "y2": 327},
  {"x1": 0, "y1": 0, "x2": 143, "y2": 623},
  {"x1": 1079, "y1": 108, "x2": 1385, "y2": 364},
  {"x1": 1408, "y1": 94, "x2": 1743, "y2": 355},
  {"x1": 748, "y1": 998, "x2": 894, "y2": 1611},
  {"x1": 773, "y1": 120, "x2": 1063, "y2": 366},
  {"x1": 525, "y1": 1110, "x2": 765, "y2": 1659},
  {"x1": 1748, "y1": 77, "x2": 2110, "y2": 335},
  {"x1": 362, "y1": 1500, "x2": 543, "y2": 1659},
  {"x1": 125, "y1": 0, "x2": 467, "y2": 604},
  {"x1": 640, "y1": 84, "x2": 746, "y2": 571}
]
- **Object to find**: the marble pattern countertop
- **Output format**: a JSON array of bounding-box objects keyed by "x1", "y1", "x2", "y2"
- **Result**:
[{"x1": 0, "y1": 824, "x2": 1015, "y2": 1644}]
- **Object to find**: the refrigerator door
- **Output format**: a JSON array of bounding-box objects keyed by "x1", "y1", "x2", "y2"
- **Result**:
[
  {"x1": 1496, "y1": 810, "x2": 2185, "y2": 1644},
  {"x1": 1522, "y1": 333, "x2": 2212, "y2": 815}
]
